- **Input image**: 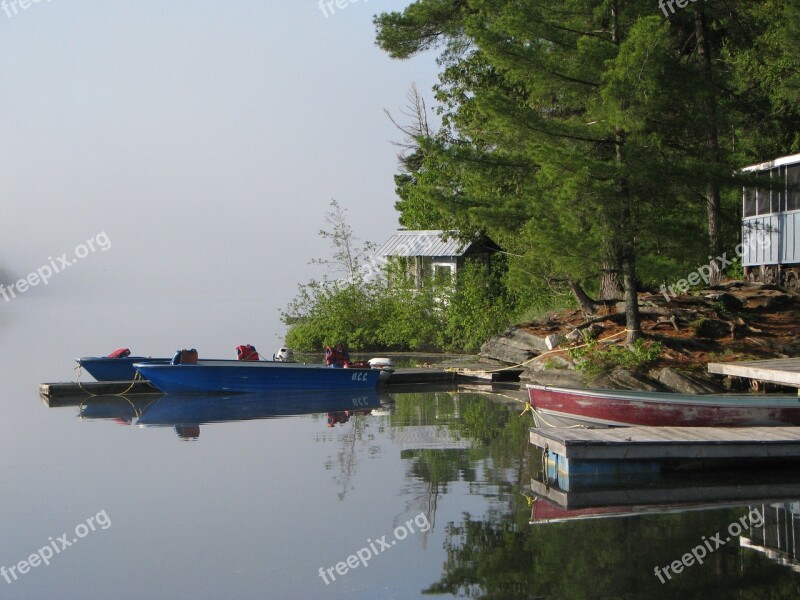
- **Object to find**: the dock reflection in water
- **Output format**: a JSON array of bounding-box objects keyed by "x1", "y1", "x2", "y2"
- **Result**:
[{"x1": 743, "y1": 502, "x2": 800, "y2": 573}]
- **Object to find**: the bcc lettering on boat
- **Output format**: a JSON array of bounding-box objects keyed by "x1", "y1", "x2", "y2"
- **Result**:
[{"x1": 351, "y1": 372, "x2": 369, "y2": 382}]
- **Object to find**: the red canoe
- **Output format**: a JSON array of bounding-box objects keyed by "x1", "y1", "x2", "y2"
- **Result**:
[{"x1": 527, "y1": 384, "x2": 800, "y2": 427}]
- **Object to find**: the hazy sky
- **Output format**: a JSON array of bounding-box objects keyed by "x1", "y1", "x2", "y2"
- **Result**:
[{"x1": 0, "y1": 0, "x2": 439, "y2": 349}]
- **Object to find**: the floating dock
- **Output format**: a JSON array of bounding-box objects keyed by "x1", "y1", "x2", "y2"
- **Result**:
[
  {"x1": 530, "y1": 426, "x2": 800, "y2": 490},
  {"x1": 40, "y1": 381, "x2": 161, "y2": 405},
  {"x1": 708, "y1": 357, "x2": 800, "y2": 388},
  {"x1": 531, "y1": 426, "x2": 800, "y2": 460}
]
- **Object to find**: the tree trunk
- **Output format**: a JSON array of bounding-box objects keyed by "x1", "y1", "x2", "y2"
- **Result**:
[
  {"x1": 695, "y1": 8, "x2": 723, "y2": 285},
  {"x1": 568, "y1": 280, "x2": 598, "y2": 316},
  {"x1": 622, "y1": 253, "x2": 641, "y2": 345},
  {"x1": 599, "y1": 261, "x2": 623, "y2": 300},
  {"x1": 707, "y1": 184, "x2": 722, "y2": 284}
]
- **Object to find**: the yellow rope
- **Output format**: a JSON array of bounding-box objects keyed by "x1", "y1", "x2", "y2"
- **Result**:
[
  {"x1": 113, "y1": 372, "x2": 144, "y2": 396},
  {"x1": 74, "y1": 366, "x2": 144, "y2": 397},
  {"x1": 75, "y1": 365, "x2": 99, "y2": 397},
  {"x1": 530, "y1": 407, "x2": 587, "y2": 429}
]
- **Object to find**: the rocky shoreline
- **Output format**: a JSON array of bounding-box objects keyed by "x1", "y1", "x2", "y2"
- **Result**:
[{"x1": 479, "y1": 281, "x2": 800, "y2": 393}]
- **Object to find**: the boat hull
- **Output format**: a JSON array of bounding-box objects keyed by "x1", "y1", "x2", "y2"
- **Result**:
[
  {"x1": 135, "y1": 360, "x2": 381, "y2": 393},
  {"x1": 527, "y1": 384, "x2": 800, "y2": 427},
  {"x1": 77, "y1": 357, "x2": 171, "y2": 381}
]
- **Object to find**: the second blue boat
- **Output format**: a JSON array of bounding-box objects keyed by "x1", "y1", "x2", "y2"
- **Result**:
[{"x1": 134, "y1": 360, "x2": 381, "y2": 393}]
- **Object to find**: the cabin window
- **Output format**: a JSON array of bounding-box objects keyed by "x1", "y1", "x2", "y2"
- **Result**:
[
  {"x1": 433, "y1": 264, "x2": 454, "y2": 285},
  {"x1": 743, "y1": 185, "x2": 757, "y2": 217},
  {"x1": 756, "y1": 171, "x2": 771, "y2": 215},
  {"x1": 743, "y1": 186, "x2": 757, "y2": 217},
  {"x1": 772, "y1": 167, "x2": 785, "y2": 213},
  {"x1": 788, "y1": 164, "x2": 800, "y2": 211}
]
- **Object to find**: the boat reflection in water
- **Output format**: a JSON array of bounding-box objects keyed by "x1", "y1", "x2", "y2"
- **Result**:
[
  {"x1": 76, "y1": 389, "x2": 391, "y2": 439},
  {"x1": 78, "y1": 395, "x2": 159, "y2": 425},
  {"x1": 136, "y1": 389, "x2": 389, "y2": 440}
]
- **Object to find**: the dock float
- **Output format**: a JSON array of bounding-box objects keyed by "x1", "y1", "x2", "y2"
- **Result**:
[
  {"x1": 530, "y1": 426, "x2": 800, "y2": 490},
  {"x1": 385, "y1": 368, "x2": 458, "y2": 385},
  {"x1": 708, "y1": 357, "x2": 800, "y2": 388},
  {"x1": 40, "y1": 381, "x2": 160, "y2": 403}
]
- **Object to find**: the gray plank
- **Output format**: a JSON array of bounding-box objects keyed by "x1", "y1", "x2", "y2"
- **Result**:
[
  {"x1": 530, "y1": 426, "x2": 800, "y2": 460},
  {"x1": 708, "y1": 358, "x2": 800, "y2": 387}
]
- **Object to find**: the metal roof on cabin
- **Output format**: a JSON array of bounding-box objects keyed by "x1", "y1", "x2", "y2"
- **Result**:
[
  {"x1": 377, "y1": 230, "x2": 471, "y2": 257},
  {"x1": 743, "y1": 152, "x2": 800, "y2": 172}
]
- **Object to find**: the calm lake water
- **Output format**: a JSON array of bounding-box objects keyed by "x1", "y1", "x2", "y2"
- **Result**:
[{"x1": 4, "y1": 298, "x2": 800, "y2": 599}]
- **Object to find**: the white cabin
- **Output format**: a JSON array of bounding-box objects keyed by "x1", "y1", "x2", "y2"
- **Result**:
[
  {"x1": 742, "y1": 153, "x2": 800, "y2": 287},
  {"x1": 376, "y1": 230, "x2": 499, "y2": 289}
]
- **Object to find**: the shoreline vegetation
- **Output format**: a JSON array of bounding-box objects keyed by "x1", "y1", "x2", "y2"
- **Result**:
[{"x1": 280, "y1": 207, "x2": 798, "y2": 394}]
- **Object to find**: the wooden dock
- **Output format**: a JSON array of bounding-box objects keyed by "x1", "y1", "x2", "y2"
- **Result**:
[
  {"x1": 708, "y1": 357, "x2": 800, "y2": 388},
  {"x1": 39, "y1": 381, "x2": 161, "y2": 403},
  {"x1": 530, "y1": 426, "x2": 800, "y2": 461},
  {"x1": 531, "y1": 425, "x2": 800, "y2": 490},
  {"x1": 385, "y1": 368, "x2": 458, "y2": 385}
]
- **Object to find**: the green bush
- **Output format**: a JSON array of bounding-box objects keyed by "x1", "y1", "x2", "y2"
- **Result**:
[
  {"x1": 282, "y1": 257, "x2": 519, "y2": 352},
  {"x1": 441, "y1": 259, "x2": 517, "y2": 352},
  {"x1": 569, "y1": 338, "x2": 664, "y2": 377}
]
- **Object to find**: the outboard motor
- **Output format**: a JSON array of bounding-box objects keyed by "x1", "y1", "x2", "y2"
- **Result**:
[
  {"x1": 171, "y1": 348, "x2": 198, "y2": 365},
  {"x1": 273, "y1": 347, "x2": 296, "y2": 362}
]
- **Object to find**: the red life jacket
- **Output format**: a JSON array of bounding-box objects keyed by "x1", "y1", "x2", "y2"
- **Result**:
[
  {"x1": 107, "y1": 348, "x2": 131, "y2": 358},
  {"x1": 236, "y1": 344, "x2": 260, "y2": 361},
  {"x1": 325, "y1": 345, "x2": 350, "y2": 367}
]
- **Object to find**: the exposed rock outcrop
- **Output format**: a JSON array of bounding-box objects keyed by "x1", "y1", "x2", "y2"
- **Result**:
[
  {"x1": 480, "y1": 326, "x2": 549, "y2": 365},
  {"x1": 485, "y1": 281, "x2": 799, "y2": 392},
  {"x1": 656, "y1": 367, "x2": 722, "y2": 394}
]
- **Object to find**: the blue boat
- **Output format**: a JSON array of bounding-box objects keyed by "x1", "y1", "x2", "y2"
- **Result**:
[
  {"x1": 76, "y1": 356, "x2": 171, "y2": 381},
  {"x1": 134, "y1": 360, "x2": 382, "y2": 393}
]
